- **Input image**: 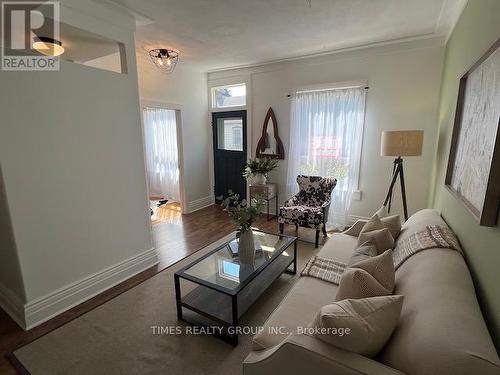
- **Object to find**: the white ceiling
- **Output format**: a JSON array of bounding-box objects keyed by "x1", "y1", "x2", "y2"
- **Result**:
[{"x1": 110, "y1": 0, "x2": 467, "y2": 72}]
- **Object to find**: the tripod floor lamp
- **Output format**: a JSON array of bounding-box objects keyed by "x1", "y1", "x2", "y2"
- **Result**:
[{"x1": 380, "y1": 130, "x2": 424, "y2": 221}]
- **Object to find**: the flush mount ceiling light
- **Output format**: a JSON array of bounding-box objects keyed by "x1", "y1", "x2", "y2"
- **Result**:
[
  {"x1": 32, "y1": 36, "x2": 65, "y2": 56},
  {"x1": 148, "y1": 48, "x2": 179, "y2": 73}
]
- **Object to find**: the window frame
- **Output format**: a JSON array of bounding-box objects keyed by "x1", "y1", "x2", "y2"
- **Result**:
[{"x1": 211, "y1": 83, "x2": 247, "y2": 109}]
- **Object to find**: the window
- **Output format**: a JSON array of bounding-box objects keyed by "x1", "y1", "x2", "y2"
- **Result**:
[
  {"x1": 143, "y1": 107, "x2": 180, "y2": 202},
  {"x1": 287, "y1": 86, "x2": 366, "y2": 229},
  {"x1": 211, "y1": 83, "x2": 246, "y2": 108},
  {"x1": 216, "y1": 117, "x2": 244, "y2": 151}
]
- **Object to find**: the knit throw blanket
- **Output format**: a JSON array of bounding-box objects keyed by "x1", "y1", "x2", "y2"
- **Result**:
[
  {"x1": 392, "y1": 225, "x2": 462, "y2": 270},
  {"x1": 301, "y1": 256, "x2": 347, "y2": 285},
  {"x1": 301, "y1": 225, "x2": 461, "y2": 285}
]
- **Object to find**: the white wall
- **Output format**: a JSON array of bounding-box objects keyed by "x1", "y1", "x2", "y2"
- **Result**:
[
  {"x1": 136, "y1": 57, "x2": 211, "y2": 212},
  {"x1": 0, "y1": 166, "x2": 27, "y2": 327},
  {"x1": 0, "y1": 0, "x2": 156, "y2": 328},
  {"x1": 208, "y1": 38, "x2": 445, "y2": 220}
]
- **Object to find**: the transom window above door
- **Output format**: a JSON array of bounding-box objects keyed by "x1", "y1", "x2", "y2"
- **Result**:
[{"x1": 211, "y1": 83, "x2": 246, "y2": 108}]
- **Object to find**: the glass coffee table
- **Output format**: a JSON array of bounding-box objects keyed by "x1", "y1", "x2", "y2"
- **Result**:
[{"x1": 174, "y1": 229, "x2": 297, "y2": 346}]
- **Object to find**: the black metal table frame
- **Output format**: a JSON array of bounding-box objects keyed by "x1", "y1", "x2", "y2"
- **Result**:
[{"x1": 174, "y1": 230, "x2": 297, "y2": 346}]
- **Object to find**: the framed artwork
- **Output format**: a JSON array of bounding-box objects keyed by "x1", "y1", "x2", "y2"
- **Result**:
[{"x1": 445, "y1": 38, "x2": 500, "y2": 227}]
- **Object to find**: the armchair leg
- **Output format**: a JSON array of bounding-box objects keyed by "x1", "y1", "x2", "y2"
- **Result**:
[
  {"x1": 295, "y1": 224, "x2": 299, "y2": 233},
  {"x1": 322, "y1": 224, "x2": 327, "y2": 237},
  {"x1": 315, "y1": 230, "x2": 320, "y2": 248},
  {"x1": 279, "y1": 223, "x2": 284, "y2": 234}
]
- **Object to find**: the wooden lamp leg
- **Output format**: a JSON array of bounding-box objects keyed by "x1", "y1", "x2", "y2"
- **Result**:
[
  {"x1": 399, "y1": 161, "x2": 408, "y2": 221},
  {"x1": 383, "y1": 157, "x2": 408, "y2": 220},
  {"x1": 383, "y1": 158, "x2": 401, "y2": 213}
]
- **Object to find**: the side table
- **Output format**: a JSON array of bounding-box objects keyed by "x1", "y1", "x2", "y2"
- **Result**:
[{"x1": 249, "y1": 183, "x2": 278, "y2": 221}]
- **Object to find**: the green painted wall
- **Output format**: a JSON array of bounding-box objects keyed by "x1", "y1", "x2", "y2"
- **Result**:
[{"x1": 431, "y1": 0, "x2": 500, "y2": 349}]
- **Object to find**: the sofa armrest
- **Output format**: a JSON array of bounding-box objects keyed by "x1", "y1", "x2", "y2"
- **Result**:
[
  {"x1": 342, "y1": 220, "x2": 367, "y2": 237},
  {"x1": 243, "y1": 334, "x2": 404, "y2": 375}
]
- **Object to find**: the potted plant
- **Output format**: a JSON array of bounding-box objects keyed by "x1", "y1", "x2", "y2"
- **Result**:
[
  {"x1": 220, "y1": 191, "x2": 264, "y2": 264},
  {"x1": 243, "y1": 158, "x2": 278, "y2": 185}
]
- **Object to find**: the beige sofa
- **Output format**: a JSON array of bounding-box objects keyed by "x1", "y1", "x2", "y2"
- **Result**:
[{"x1": 243, "y1": 209, "x2": 500, "y2": 375}]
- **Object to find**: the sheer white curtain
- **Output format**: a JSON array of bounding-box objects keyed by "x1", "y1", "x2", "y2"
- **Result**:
[
  {"x1": 286, "y1": 87, "x2": 366, "y2": 230},
  {"x1": 143, "y1": 107, "x2": 180, "y2": 202}
]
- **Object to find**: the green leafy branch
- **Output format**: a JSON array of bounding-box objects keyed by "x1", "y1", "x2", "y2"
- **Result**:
[
  {"x1": 219, "y1": 191, "x2": 265, "y2": 231},
  {"x1": 243, "y1": 158, "x2": 278, "y2": 179}
]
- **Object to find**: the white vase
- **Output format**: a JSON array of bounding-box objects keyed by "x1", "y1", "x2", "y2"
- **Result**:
[
  {"x1": 238, "y1": 229, "x2": 256, "y2": 264},
  {"x1": 250, "y1": 173, "x2": 267, "y2": 185}
]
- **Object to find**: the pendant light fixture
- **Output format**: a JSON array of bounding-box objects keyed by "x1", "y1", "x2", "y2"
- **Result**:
[
  {"x1": 148, "y1": 48, "x2": 179, "y2": 73},
  {"x1": 32, "y1": 36, "x2": 65, "y2": 56}
]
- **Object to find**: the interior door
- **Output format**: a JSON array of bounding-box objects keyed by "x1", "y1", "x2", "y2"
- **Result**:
[{"x1": 213, "y1": 110, "x2": 247, "y2": 203}]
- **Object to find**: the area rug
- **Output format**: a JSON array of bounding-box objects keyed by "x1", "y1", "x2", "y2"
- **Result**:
[{"x1": 11, "y1": 233, "x2": 320, "y2": 375}]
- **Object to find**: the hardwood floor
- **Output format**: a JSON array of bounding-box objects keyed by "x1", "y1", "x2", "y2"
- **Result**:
[
  {"x1": 151, "y1": 201, "x2": 182, "y2": 226},
  {"x1": 0, "y1": 204, "x2": 327, "y2": 374}
]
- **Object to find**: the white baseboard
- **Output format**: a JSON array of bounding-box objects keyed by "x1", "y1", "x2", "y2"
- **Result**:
[
  {"x1": 0, "y1": 283, "x2": 26, "y2": 328},
  {"x1": 23, "y1": 247, "x2": 159, "y2": 330},
  {"x1": 187, "y1": 195, "x2": 214, "y2": 213}
]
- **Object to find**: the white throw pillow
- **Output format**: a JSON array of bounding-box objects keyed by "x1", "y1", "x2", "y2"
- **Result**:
[{"x1": 310, "y1": 295, "x2": 404, "y2": 357}]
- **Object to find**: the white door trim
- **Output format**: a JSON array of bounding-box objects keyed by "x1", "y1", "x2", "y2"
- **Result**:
[{"x1": 140, "y1": 98, "x2": 187, "y2": 215}]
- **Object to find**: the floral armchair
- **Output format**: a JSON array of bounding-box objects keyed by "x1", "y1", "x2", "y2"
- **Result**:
[{"x1": 278, "y1": 175, "x2": 337, "y2": 247}]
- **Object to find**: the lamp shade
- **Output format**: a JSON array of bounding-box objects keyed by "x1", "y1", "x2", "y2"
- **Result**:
[{"x1": 380, "y1": 130, "x2": 423, "y2": 156}]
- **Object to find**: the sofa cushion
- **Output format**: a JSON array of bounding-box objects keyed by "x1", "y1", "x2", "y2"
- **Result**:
[
  {"x1": 311, "y1": 295, "x2": 404, "y2": 356},
  {"x1": 317, "y1": 232, "x2": 359, "y2": 261},
  {"x1": 252, "y1": 274, "x2": 337, "y2": 351},
  {"x1": 252, "y1": 233, "x2": 357, "y2": 351},
  {"x1": 380, "y1": 209, "x2": 500, "y2": 375}
]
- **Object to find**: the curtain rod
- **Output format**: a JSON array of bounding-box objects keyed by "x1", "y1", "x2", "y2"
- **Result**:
[{"x1": 287, "y1": 86, "x2": 369, "y2": 98}]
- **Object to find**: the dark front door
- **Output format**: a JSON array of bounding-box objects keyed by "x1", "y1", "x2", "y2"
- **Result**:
[{"x1": 213, "y1": 110, "x2": 247, "y2": 203}]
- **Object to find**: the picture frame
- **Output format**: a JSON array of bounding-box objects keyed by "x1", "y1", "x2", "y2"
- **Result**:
[{"x1": 445, "y1": 38, "x2": 500, "y2": 227}]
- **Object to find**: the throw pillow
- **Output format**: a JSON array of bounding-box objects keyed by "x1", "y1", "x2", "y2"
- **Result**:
[
  {"x1": 361, "y1": 212, "x2": 402, "y2": 239},
  {"x1": 380, "y1": 215, "x2": 402, "y2": 239},
  {"x1": 350, "y1": 249, "x2": 395, "y2": 292},
  {"x1": 360, "y1": 214, "x2": 386, "y2": 234},
  {"x1": 347, "y1": 241, "x2": 377, "y2": 266},
  {"x1": 358, "y1": 228, "x2": 394, "y2": 253},
  {"x1": 310, "y1": 295, "x2": 404, "y2": 356},
  {"x1": 335, "y1": 268, "x2": 391, "y2": 301}
]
